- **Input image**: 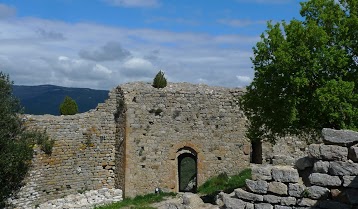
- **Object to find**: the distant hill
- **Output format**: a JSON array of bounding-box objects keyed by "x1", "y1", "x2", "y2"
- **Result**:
[{"x1": 12, "y1": 85, "x2": 109, "y2": 115}]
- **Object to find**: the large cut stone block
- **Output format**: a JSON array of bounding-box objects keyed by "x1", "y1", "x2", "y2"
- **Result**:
[
  {"x1": 280, "y1": 196, "x2": 296, "y2": 206},
  {"x1": 306, "y1": 186, "x2": 330, "y2": 199},
  {"x1": 288, "y1": 183, "x2": 305, "y2": 197},
  {"x1": 296, "y1": 198, "x2": 318, "y2": 206},
  {"x1": 322, "y1": 128, "x2": 358, "y2": 146},
  {"x1": 308, "y1": 144, "x2": 347, "y2": 161},
  {"x1": 235, "y1": 188, "x2": 263, "y2": 202},
  {"x1": 309, "y1": 173, "x2": 341, "y2": 186},
  {"x1": 252, "y1": 165, "x2": 272, "y2": 181},
  {"x1": 274, "y1": 206, "x2": 291, "y2": 209},
  {"x1": 349, "y1": 146, "x2": 358, "y2": 162},
  {"x1": 222, "y1": 193, "x2": 247, "y2": 209},
  {"x1": 268, "y1": 182, "x2": 287, "y2": 195},
  {"x1": 263, "y1": 195, "x2": 281, "y2": 204},
  {"x1": 255, "y1": 203, "x2": 273, "y2": 209},
  {"x1": 246, "y1": 179, "x2": 268, "y2": 194},
  {"x1": 343, "y1": 175, "x2": 358, "y2": 188},
  {"x1": 312, "y1": 160, "x2": 329, "y2": 173},
  {"x1": 271, "y1": 166, "x2": 299, "y2": 183},
  {"x1": 329, "y1": 161, "x2": 358, "y2": 176}
]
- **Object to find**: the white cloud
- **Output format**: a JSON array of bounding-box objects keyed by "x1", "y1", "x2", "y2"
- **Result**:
[
  {"x1": 104, "y1": 0, "x2": 160, "y2": 8},
  {"x1": 123, "y1": 58, "x2": 153, "y2": 70},
  {"x1": 236, "y1": 75, "x2": 252, "y2": 83},
  {"x1": 0, "y1": 4, "x2": 16, "y2": 19},
  {"x1": 218, "y1": 19, "x2": 267, "y2": 27}
]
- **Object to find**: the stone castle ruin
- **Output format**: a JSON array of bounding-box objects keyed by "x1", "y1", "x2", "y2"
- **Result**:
[{"x1": 10, "y1": 82, "x2": 251, "y2": 208}]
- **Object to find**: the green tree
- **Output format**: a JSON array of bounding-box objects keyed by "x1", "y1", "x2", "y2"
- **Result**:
[
  {"x1": 240, "y1": 0, "x2": 358, "y2": 143},
  {"x1": 152, "y1": 70, "x2": 167, "y2": 88},
  {"x1": 59, "y1": 96, "x2": 78, "y2": 115},
  {"x1": 0, "y1": 72, "x2": 34, "y2": 207}
]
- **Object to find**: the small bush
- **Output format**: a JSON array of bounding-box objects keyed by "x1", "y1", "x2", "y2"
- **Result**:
[
  {"x1": 152, "y1": 70, "x2": 167, "y2": 88},
  {"x1": 59, "y1": 96, "x2": 78, "y2": 115}
]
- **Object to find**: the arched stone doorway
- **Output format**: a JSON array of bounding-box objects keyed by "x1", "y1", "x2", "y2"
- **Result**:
[{"x1": 177, "y1": 147, "x2": 197, "y2": 192}]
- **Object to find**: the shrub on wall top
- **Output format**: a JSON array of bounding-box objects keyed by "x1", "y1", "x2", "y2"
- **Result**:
[{"x1": 152, "y1": 70, "x2": 167, "y2": 88}]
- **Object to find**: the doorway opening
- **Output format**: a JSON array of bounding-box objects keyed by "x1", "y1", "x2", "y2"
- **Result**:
[{"x1": 178, "y1": 151, "x2": 197, "y2": 192}]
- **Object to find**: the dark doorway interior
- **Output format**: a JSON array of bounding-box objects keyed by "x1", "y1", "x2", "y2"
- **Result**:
[
  {"x1": 251, "y1": 141, "x2": 263, "y2": 164},
  {"x1": 178, "y1": 153, "x2": 197, "y2": 192}
]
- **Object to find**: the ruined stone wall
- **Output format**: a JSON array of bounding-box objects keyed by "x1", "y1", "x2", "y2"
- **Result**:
[
  {"x1": 9, "y1": 89, "x2": 121, "y2": 208},
  {"x1": 220, "y1": 128, "x2": 358, "y2": 209},
  {"x1": 119, "y1": 82, "x2": 251, "y2": 197}
]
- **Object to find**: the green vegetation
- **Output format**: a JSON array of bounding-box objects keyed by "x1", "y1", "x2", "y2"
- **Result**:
[
  {"x1": 0, "y1": 72, "x2": 50, "y2": 207},
  {"x1": 240, "y1": 0, "x2": 358, "y2": 143},
  {"x1": 94, "y1": 192, "x2": 176, "y2": 209},
  {"x1": 152, "y1": 70, "x2": 167, "y2": 88},
  {"x1": 59, "y1": 96, "x2": 78, "y2": 115},
  {"x1": 198, "y1": 168, "x2": 251, "y2": 195},
  {"x1": 179, "y1": 157, "x2": 196, "y2": 192}
]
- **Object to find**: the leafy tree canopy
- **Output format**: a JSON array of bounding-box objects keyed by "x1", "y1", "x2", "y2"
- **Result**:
[
  {"x1": 241, "y1": 0, "x2": 358, "y2": 143},
  {"x1": 59, "y1": 96, "x2": 78, "y2": 115},
  {"x1": 0, "y1": 72, "x2": 34, "y2": 207}
]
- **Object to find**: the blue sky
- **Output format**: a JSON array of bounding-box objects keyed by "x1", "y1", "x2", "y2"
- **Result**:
[{"x1": 0, "y1": 0, "x2": 302, "y2": 90}]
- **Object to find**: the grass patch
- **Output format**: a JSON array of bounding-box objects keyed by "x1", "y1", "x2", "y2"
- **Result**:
[
  {"x1": 94, "y1": 192, "x2": 176, "y2": 209},
  {"x1": 198, "y1": 168, "x2": 251, "y2": 195}
]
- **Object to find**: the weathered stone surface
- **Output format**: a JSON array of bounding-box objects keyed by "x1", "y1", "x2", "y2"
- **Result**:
[
  {"x1": 343, "y1": 175, "x2": 358, "y2": 188},
  {"x1": 308, "y1": 144, "x2": 347, "y2": 161},
  {"x1": 255, "y1": 203, "x2": 273, "y2": 209},
  {"x1": 295, "y1": 157, "x2": 314, "y2": 170},
  {"x1": 306, "y1": 186, "x2": 329, "y2": 200},
  {"x1": 222, "y1": 194, "x2": 246, "y2": 209},
  {"x1": 296, "y1": 198, "x2": 318, "y2": 206},
  {"x1": 182, "y1": 193, "x2": 204, "y2": 207},
  {"x1": 263, "y1": 195, "x2": 281, "y2": 204},
  {"x1": 271, "y1": 166, "x2": 299, "y2": 183},
  {"x1": 329, "y1": 161, "x2": 358, "y2": 176},
  {"x1": 319, "y1": 200, "x2": 352, "y2": 209},
  {"x1": 246, "y1": 202, "x2": 254, "y2": 209},
  {"x1": 272, "y1": 155, "x2": 296, "y2": 166},
  {"x1": 268, "y1": 182, "x2": 288, "y2": 195},
  {"x1": 252, "y1": 165, "x2": 272, "y2": 181},
  {"x1": 274, "y1": 206, "x2": 292, "y2": 209},
  {"x1": 322, "y1": 128, "x2": 358, "y2": 146},
  {"x1": 309, "y1": 173, "x2": 341, "y2": 186},
  {"x1": 288, "y1": 183, "x2": 305, "y2": 197},
  {"x1": 235, "y1": 188, "x2": 263, "y2": 202},
  {"x1": 280, "y1": 197, "x2": 296, "y2": 206},
  {"x1": 312, "y1": 160, "x2": 329, "y2": 173},
  {"x1": 246, "y1": 179, "x2": 268, "y2": 194},
  {"x1": 348, "y1": 146, "x2": 358, "y2": 162}
]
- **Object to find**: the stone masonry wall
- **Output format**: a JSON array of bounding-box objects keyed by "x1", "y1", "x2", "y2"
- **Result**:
[
  {"x1": 220, "y1": 128, "x2": 358, "y2": 209},
  {"x1": 119, "y1": 82, "x2": 251, "y2": 197},
  {"x1": 8, "y1": 88, "x2": 121, "y2": 208}
]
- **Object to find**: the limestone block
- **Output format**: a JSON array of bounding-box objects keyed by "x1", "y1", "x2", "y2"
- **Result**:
[
  {"x1": 274, "y1": 205, "x2": 292, "y2": 209},
  {"x1": 255, "y1": 203, "x2": 273, "y2": 209},
  {"x1": 182, "y1": 193, "x2": 204, "y2": 208},
  {"x1": 312, "y1": 160, "x2": 329, "y2": 173},
  {"x1": 329, "y1": 161, "x2": 358, "y2": 176},
  {"x1": 348, "y1": 146, "x2": 358, "y2": 162},
  {"x1": 221, "y1": 194, "x2": 246, "y2": 209},
  {"x1": 272, "y1": 155, "x2": 295, "y2": 166},
  {"x1": 322, "y1": 128, "x2": 358, "y2": 146},
  {"x1": 342, "y1": 175, "x2": 358, "y2": 188},
  {"x1": 309, "y1": 173, "x2": 341, "y2": 186},
  {"x1": 246, "y1": 202, "x2": 254, "y2": 209},
  {"x1": 308, "y1": 144, "x2": 347, "y2": 161},
  {"x1": 252, "y1": 165, "x2": 272, "y2": 181},
  {"x1": 263, "y1": 195, "x2": 281, "y2": 204},
  {"x1": 295, "y1": 157, "x2": 314, "y2": 170},
  {"x1": 280, "y1": 196, "x2": 296, "y2": 206},
  {"x1": 296, "y1": 198, "x2": 318, "y2": 206},
  {"x1": 268, "y1": 182, "x2": 287, "y2": 195},
  {"x1": 288, "y1": 183, "x2": 305, "y2": 197},
  {"x1": 319, "y1": 200, "x2": 352, "y2": 209},
  {"x1": 245, "y1": 179, "x2": 268, "y2": 194},
  {"x1": 306, "y1": 186, "x2": 329, "y2": 200},
  {"x1": 234, "y1": 188, "x2": 263, "y2": 202},
  {"x1": 271, "y1": 166, "x2": 299, "y2": 183}
]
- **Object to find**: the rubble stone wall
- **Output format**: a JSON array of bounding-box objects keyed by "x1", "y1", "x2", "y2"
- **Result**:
[{"x1": 221, "y1": 128, "x2": 358, "y2": 209}]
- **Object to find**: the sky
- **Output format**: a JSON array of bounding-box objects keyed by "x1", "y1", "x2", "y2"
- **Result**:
[{"x1": 0, "y1": 0, "x2": 302, "y2": 90}]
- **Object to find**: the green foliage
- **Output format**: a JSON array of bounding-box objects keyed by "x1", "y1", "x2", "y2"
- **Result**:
[
  {"x1": 59, "y1": 96, "x2": 78, "y2": 115},
  {"x1": 23, "y1": 130, "x2": 54, "y2": 155},
  {"x1": 95, "y1": 192, "x2": 176, "y2": 209},
  {"x1": 0, "y1": 72, "x2": 33, "y2": 207},
  {"x1": 240, "y1": 0, "x2": 358, "y2": 143},
  {"x1": 197, "y1": 168, "x2": 251, "y2": 195},
  {"x1": 152, "y1": 70, "x2": 167, "y2": 88}
]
